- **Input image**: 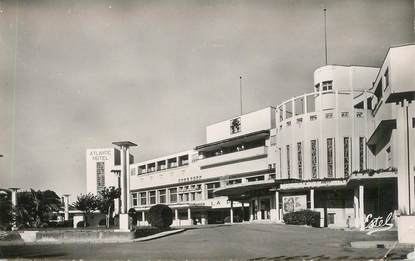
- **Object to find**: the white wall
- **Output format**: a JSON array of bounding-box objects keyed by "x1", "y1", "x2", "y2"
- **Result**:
[{"x1": 206, "y1": 107, "x2": 275, "y2": 143}]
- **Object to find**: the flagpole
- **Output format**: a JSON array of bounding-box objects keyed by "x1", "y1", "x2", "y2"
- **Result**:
[
  {"x1": 239, "y1": 76, "x2": 243, "y2": 115},
  {"x1": 324, "y1": 8, "x2": 328, "y2": 65}
]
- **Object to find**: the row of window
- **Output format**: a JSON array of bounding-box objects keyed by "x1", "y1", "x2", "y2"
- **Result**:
[
  {"x1": 131, "y1": 182, "x2": 221, "y2": 207},
  {"x1": 132, "y1": 155, "x2": 190, "y2": 176},
  {"x1": 280, "y1": 137, "x2": 365, "y2": 179}
]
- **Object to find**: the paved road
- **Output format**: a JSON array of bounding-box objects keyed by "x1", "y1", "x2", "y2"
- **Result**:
[{"x1": 0, "y1": 224, "x2": 410, "y2": 260}]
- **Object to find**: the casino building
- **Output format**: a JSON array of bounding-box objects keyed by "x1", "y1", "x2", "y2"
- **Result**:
[{"x1": 86, "y1": 44, "x2": 415, "y2": 229}]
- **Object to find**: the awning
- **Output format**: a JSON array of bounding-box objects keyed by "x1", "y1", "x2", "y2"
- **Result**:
[
  {"x1": 367, "y1": 119, "x2": 396, "y2": 155},
  {"x1": 195, "y1": 130, "x2": 269, "y2": 152},
  {"x1": 385, "y1": 91, "x2": 415, "y2": 103},
  {"x1": 279, "y1": 178, "x2": 347, "y2": 192},
  {"x1": 213, "y1": 180, "x2": 275, "y2": 198}
]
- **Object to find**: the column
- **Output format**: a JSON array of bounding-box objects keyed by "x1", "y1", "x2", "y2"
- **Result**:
[
  {"x1": 310, "y1": 189, "x2": 314, "y2": 210},
  {"x1": 187, "y1": 208, "x2": 192, "y2": 225},
  {"x1": 175, "y1": 209, "x2": 179, "y2": 220},
  {"x1": 63, "y1": 194, "x2": 70, "y2": 221},
  {"x1": 142, "y1": 211, "x2": 145, "y2": 222},
  {"x1": 359, "y1": 185, "x2": 365, "y2": 230},
  {"x1": 241, "y1": 202, "x2": 245, "y2": 222},
  {"x1": 249, "y1": 201, "x2": 253, "y2": 221},
  {"x1": 230, "y1": 200, "x2": 234, "y2": 224},
  {"x1": 120, "y1": 146, "x2": 127, "y2": 214},
  {"x1": 9, "y1": 188, "x2": 19, "y2": 231},
  {"x1": 275, "y1": 191, "x2": 280, "y2": 222},
  {"x1": 256, "y1": 198, "x2": 261, "y2": 221},
  {"x1": 353, "y1": 186, "x2": 360, "y2": 228}
]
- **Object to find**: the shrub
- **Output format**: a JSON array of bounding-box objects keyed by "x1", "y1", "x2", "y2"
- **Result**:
[
  {"x1": 76, "y1": 221, "x2": 89, "y2": 228},
  {"x1": 224, "y1": 215, "x2": 241, "y2": 223},
  {"x1": 148, "y1": 204, "x2": 173, "y2": 228},
  {"x1": 283, "y1": 210, "x2": 320, "y2": 227}
]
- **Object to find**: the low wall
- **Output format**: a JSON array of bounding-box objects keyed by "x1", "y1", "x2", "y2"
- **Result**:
[{"x1": 35, "y1": 230, "x2": 134, "y2": 243}]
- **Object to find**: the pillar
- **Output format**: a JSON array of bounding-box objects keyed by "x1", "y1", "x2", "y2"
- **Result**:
[
  {"x1": 241, "y1": 202, "x2": 245, "y2": 222},
  {"x1": 359, "y1": 185, "x2": 365, "y2": 230},
  {"x1": 249, "y1": 201, "x2": 254, "y2": 221},
  {"x1": 120, "y1": 146, "x2": 128, "y2": 214},
  {"x1": 275, "y1": 191, "x2": 280, "y2": 222},
  {"x1": 9, "y1": 188, "x2": 19, "y2": 231},
  {"x1": 187, "y1": 208, "x2": 192, "y2": 224},
  {"x1": 175, "y1": 209, "x2": 179, "y2": 220},
  {"x1": 230, "y1": 200, "x2": 234, "y2": 224},
  {"x1": 142, "y1": 211, "x2": 145, "y2": 221},
  {"x1": 353, "y1": 186, "x2": 360, "y2": 228},
  {"x1": 63, "y1": 194, "x2": 70, "y2": 221},
  {"x1": 310, "y1": 189, "x2": 314, "y2": 210},
  {"x1": 256, "y1": 198, "x2": 261, "y2": 221}
]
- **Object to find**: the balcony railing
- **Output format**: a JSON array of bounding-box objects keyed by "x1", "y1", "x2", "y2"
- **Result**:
[{"x1": 198, "y1": 146, "x2": 268, "y2": 168}]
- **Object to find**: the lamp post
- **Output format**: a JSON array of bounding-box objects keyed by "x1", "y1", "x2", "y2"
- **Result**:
[{"x1": 112, "y1": 141, "x2": 137, "y2": 231}]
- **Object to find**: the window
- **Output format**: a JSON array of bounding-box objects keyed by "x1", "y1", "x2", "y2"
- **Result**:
[
  {"x1": 230, "y1": 117, "x2": 241, "y2": 134},
  {"x1": 149, "y1": 191, "x2": 156, "y2": 205},
  {"x1": 158, "y1": 189, "x2": 166, "y2": 204},
  {"x1": 315, "y1": 83, "x2": 320, "y2": 92},
  {"x1": 270, "y1": 135, "x2": 276, "y2": 146},
  {"x1": 325, "y1": 113, "x2": 333, "y2": 119},
  {"x1": 311, "y1": 140, "x2": 319, "y2": 179},
  {"x1": 341, "y1": 112, "x2": 349, "y2": 118},
  {"x1": 359, "y1": 137, "x2": 365, "y2": 170},
  {"x1": 322, "y1": 81, "x2": 333, "y2": 91},
  {"x1": 327, "y1": 138, "x2": 335, "y2": 178},
  {"x1": 344, "y1": 137, "x2": 351, "y2": 178},
  {"x1": 328, "y1": 213, "x2": 335, "y2": 225},
  {"x1": 169, "y1": 188, "x2": 177, "y2": 203},
  {"x1": 132, "y1": 193, "x2": 138, "y2": 207},
  {"x1": 297, "y1": 142, "x2": 303, "y2": 180},
  {"x1": 207, "y1": 182, "x2": 220, "y2": 199},
  {"x1": 139, "y1": 192, "x2": 147, "y2": 206},
  {"x1": 246, "y1": 176, "x2": 265, "y2": 182},
  {"x1": 356, "y1": 111, "x2": 364, "y2": 118},
  {"x1": 412, "y1": 118, "x2": 415, "y2": 128},
  {"x1": 96, "y1": 162, "x2": 105, "y2": 193},
  {"x1": 228, "y1": 179, "x2": 242, "y2": 185},
  {"x1": 286, "y1": 145, "x2": 291, "y2": 179},
  {"x1": 310, "y1": 115, "x2": 317, "y2": 121},
  {"x1": 384, "y1": 68, "x2": 389, "y2": 89}
]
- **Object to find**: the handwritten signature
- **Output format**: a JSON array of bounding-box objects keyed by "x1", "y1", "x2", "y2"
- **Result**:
[{"x1": 364, "y1": 212, "x2": 393, "y2": 235}]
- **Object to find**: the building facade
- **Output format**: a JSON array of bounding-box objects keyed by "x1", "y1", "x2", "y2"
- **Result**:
[{"x1": 86, "y1": 44, "x2": 415, "y2": 229}]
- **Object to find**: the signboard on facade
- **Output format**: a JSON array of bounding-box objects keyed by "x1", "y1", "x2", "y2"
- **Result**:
[{"x1": 282, "y1": 195, "x2": 307, "y2": 213}]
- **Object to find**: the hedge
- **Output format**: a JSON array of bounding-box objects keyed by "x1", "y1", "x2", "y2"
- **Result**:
[
  {"x1": 283, "y1": 210, "x2": 320, "y2": 227},
  {"x1": 148, "y1": 204, "x2": 173, "y2": 228}
]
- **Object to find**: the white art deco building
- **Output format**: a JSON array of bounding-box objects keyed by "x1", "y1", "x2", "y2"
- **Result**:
[{"x1": 86, "y1": 44, "x2": 415, "y2": 229}]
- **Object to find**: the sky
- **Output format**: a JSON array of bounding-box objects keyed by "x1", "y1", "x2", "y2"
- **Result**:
[{"x1": 0, "y1": 0, "x2": 413, "y2": 197}]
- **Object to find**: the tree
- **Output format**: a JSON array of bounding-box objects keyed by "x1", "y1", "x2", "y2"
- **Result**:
[
  {"x1": 14, "y1": 189, "x2": 62, "y2": 228},
  {"x1": 148, "y1": 204, "x2": 173, "y2": 228},
  {"x1": 0, "y1": 190, "x2": 12, "y2": 230},
  {"x1": 30, "y1": 189, "x2": 62, "y2": 227},
  {"x1": 73, "y1": 193, "x2": 99, "y2": 228},
  {"x1": 97, "y1": 187, "x2": 121, "y2": 228}
]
